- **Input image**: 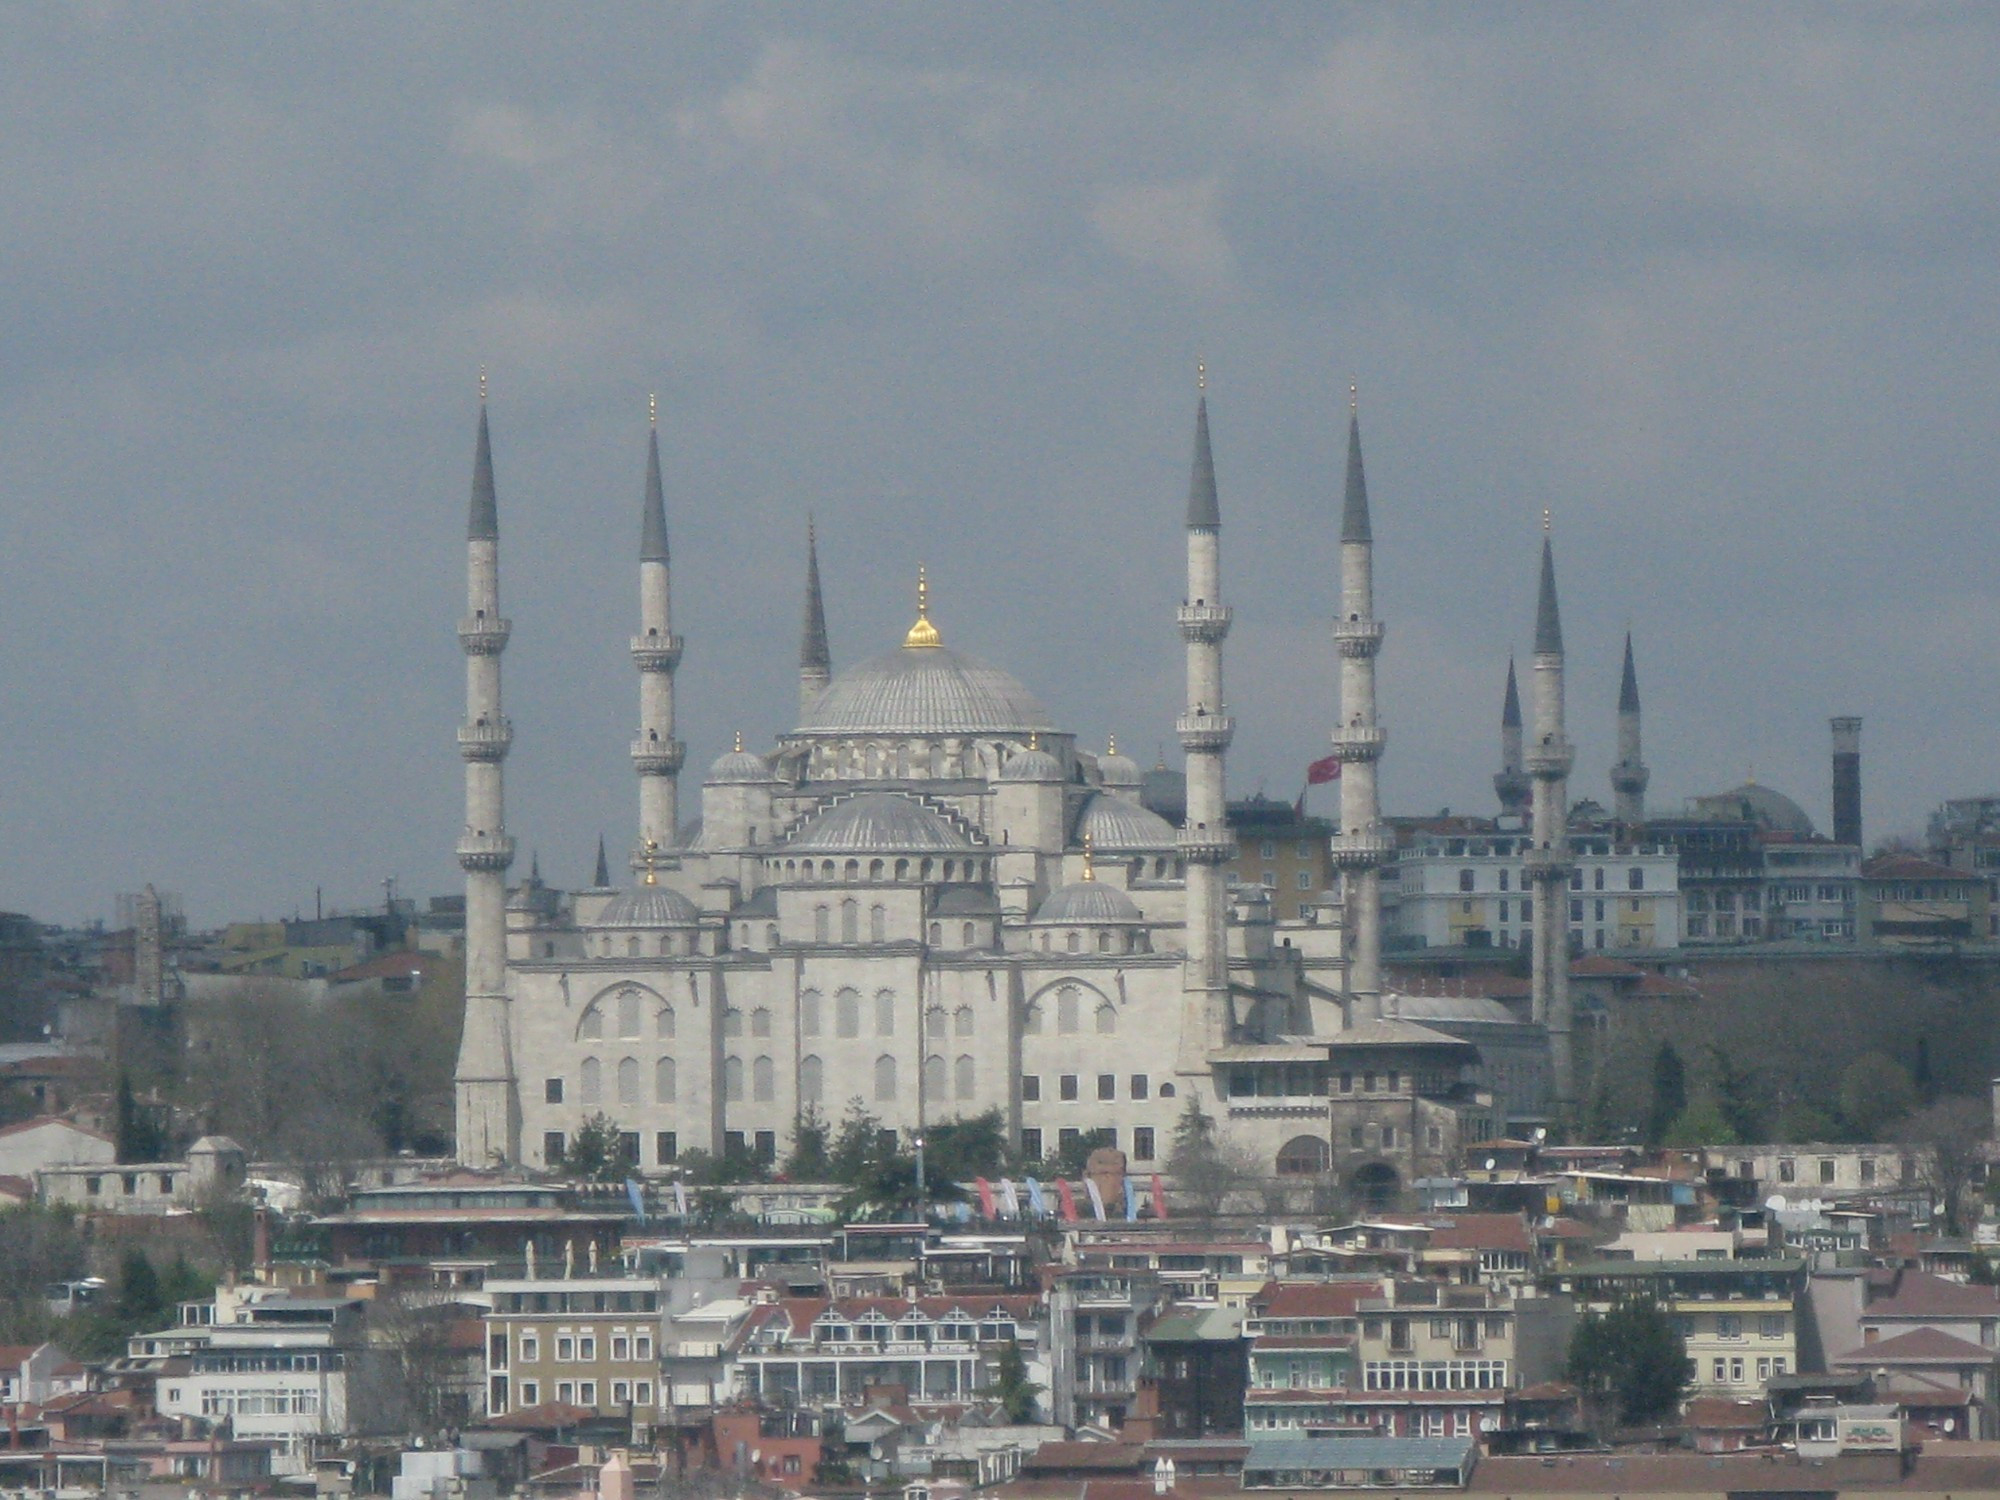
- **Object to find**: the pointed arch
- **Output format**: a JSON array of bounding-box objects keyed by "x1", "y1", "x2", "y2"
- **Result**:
[
  {"x1": 616, "y1": 1056, "x2": 640, "y2": 1104},
  {"x1": 724, "y1": 1056, "x2": 745, "y2": 1103},
  {"x1": 874, "y1": 1054, "x2": 898, "y2": 1101},
  {"x1": 753, "y1": 1056, "x2": 776, "y2": 1102},
  {"x1": 579, "y1": 1057, "x2": 601, "y2": 1104},
  {"x1": 654, "y1": 1057, "x2": 676, "y2": 1104},
  {"x1": 801, "y1": 1055, "x2": 824, "y2": 1105},
  {"x1": 955, "y1": 1054, "x2": 976, "y2": 1100}
]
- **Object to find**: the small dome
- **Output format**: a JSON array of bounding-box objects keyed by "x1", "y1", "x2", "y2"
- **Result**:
[
  {"x1": 708, "y1": 747, "x2": 772, "y2": 784},
  {"x1": 1098, "y1": 747, "x2": 1142, "y2": 788},
  {"x1": 1076, "y1": 792, "x2": 1178, "y2": 851},
  {"x1": 592, "y1": 884, "x2": 702, "y2": 928},
  {"x1": 1694, "y1": 783, "x2": 1816, "y2": 838},
  {"x1": 785, "y1": 792, "x2": 974, "y2": 853},
  {"x1": 1035, "y1": 880, "x2": 1143, "y2": 924},
  {"x1": 1001, "y1": 746, "x2": 1064, "y2": 782}
]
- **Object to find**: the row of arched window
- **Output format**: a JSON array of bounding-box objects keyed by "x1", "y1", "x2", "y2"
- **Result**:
[
  {"x1": 797, "y1": 1053, "x2": 977, "y2": 1104},
  {"x1": 590, "y1": 933, "x2": 701, "y2": 959},
  {"x1": 578, "y1": 992, "x2": 672, "y2": 1041},
  {"x1": 800, "y1": 988, "x2": 897, "y2": 1038},
  {"x1": 779, "y1": 856, "x2": 992, "y2": 885},
  {"x1": 571, "y1": 1050, "x2": 984, "y2": 1108},
  {"x1": 577, "y1": 1055, "x2": 676, "y2": 1105},
  {"x1": 578, "y1": 986, "x2": 1112, "y2": 1043},
  {"x1": 1022, "y1": 985, "x2": 1116, "y2": 1035},
  {"x1": 1035, "y1": 928, "x2": 1149, "y2": 953}
]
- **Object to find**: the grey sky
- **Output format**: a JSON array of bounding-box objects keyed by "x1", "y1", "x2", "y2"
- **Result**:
[{"x1": 3, "y1": 4, "x2": 1995, "y2": 926}]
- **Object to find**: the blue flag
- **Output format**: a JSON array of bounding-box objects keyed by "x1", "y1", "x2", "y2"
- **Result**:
[
  {"x1": 1026, "y1": 1177, "x2": 1047, "y2": 1219},
  {"x1": 1123, "y1": 1177, "x2": 1138, "y2": 1221},
  {"x1": 626, "y1": 1179, "x2": 647, "y2": 1225}
]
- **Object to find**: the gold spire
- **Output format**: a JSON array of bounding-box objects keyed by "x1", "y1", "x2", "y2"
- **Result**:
[
  {"x1": 478, "y1": 365, "x2": 487, "y2": 405},
  {"x1": 904, "y1": 564, "x2": 941, "y2": 648},
  {"x1": 1350, "y1": 381, "x2": 1358, "y2": 413},
  {"x1": 642, "y1": 837, "x2": 659, "y2": 886},
  {"x1": 1029, "y1": 731, "x2": 1040, "y2": 751},
  {"x1": 649, "y1": 392, "x2": 658, "y2": 429},
  {"x1": 733, "y1": 730, "x2": 743, "y2": 752},
  {"x1": 1542, "y1": 505, "x2": 1551, "y2": 533},
  {"x1": 1106, "y1": 733, "x2": 1117, "y2": 756},
  {"x1": 1197, "y1": 358, "x2": 1206, "y2": 392},
  {"x1": 1081, "y1": 832, "x2": 1095, "y2": 881}
]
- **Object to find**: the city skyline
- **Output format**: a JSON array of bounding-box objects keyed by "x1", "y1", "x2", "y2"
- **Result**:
[{"x1": 3, "y1": 6, "x2": 1997, "y2": 925}]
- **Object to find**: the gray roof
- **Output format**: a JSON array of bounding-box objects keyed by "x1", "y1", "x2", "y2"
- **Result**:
[
  {"x1": 734, "y1": 885, "x2": 779, "y2": 917},
  {"x1": 1076, "y1": 791, "x2": 1178, "y2": 851},
  {"x1": 640, "y1": 426, "x2": 669, "y2": 563},
  {"x1": 1534, "y1": 536, "x2": 1563, "y2": 656},
  {"x1": 1242, "y1": 1434, "x2": 1475, "y2": 1474},
  {"x1": 930, "y1": 885, "x2": 1000, "y2": 916},
  {"x1": 1391, "y1": 992, "x2": 1521, "y2": 1025},
  {"x1": 1340, "y1": 409, "x2": 1371, "y2": 544},
  {"x1": 1097, "y1": 749, "x2": 1142, "y2": 787},
  {"x1": 1035, "y1": 880, "x2": 1142, "y2": 924},
  {"x1": 1186, "y1": 396, "x2": 1219, "y2": 529},
  {"x1": 1000, "y1": 747, "x2": 1064, "y2": 782},
  {"x1": 707, "y1": 746, "x2": 774, "y2": 783},
  {"x1": 591, "y1": 885, "x2": 701, "y2": 928},
  {"x1": 800, "y1": 520, "x2": 830, "y2": 673},
  {"x1": 1619, "y1": 631, "x2": 1640, "y2": 713},
  {"x1": 468, "y1": 405, "x2": 498, "y2": 541},
  {"x1": 1501, "y1": 657, "x2": 1521, "y2": 728},
  {"x1": 1327, "y1": 1019, "x2": 1480, "y2": 1053},
  {"x1": 795, "y1": 644, "x2": 1053, "y2": 736},
  {"x1": 785, "y1": 793, "x2": 974, "y2": 854}
]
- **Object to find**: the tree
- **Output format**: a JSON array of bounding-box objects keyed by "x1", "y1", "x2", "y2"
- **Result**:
[
  {"x1": 829, "y1": 1100, "x2": 887, "y2": 1185},
  {"x1": 1167, "y1": 1097, "x2": 1254, "y2": 1218},
  {"x1": 115, "y1": 1250, "x2": 164, "y2": 1331},
  {"x1": 1901, "y1": 1095, "x2": 1991, "y2": 1238},
  {"x1": 114, "y1": 1073, "x2": 167, "y2": 1163},
  {"x1": 1840, "y1": 1054, "x2": 1917, "y2": 1141},
  {"x1": 1706, "y1": 1047, "x2": 1764, "y2": 1143},
  {"x1": 785, "y1": 1107, "x2": 830, "y2": 1180},
  {"x1": 355, "y1": 1291, "x2": 472, "y2": 1436},
  {"x1": 1661, "y1": 1097, "x2": 1738, "y2": 1149},
  {"x1": 923, "y1": 1111, "x2": 1007, "y2": 1182},
  {"x1": 1646, "y1": 1043, "x2": 1686, "y2": 1146},
  {"x1": 1566, "y1": 1297, "x2": 1692, "y2": 1428},
  {"x1": 983, "y1": 1339, "x2": 1044, "y2": 1423},
  {"x1": 559, "y1": 1113, "x2": 629, "y2": 1183}
]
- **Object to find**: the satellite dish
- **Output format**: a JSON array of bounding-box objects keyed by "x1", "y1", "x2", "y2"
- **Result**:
[
  {"x1": 1534, "y1": 1127, "x2": 1548, "y2": 1141},
  {"x1": 1765, "y1": 1195, "x2": 1786, "y2": 1212},
  {"x1": 1485, "y1": 1159, "x2": 1498, "y2": 1172},
  {"x1": 1479, "y1": 1416, "x2": 1497, "y2": 1432},
  {"x1": 1945, "y1": 1417, "x2": 1957, "y2": 1434}
]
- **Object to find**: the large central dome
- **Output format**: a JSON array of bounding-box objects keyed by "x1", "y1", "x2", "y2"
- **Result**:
[{"x1": 796, "y1": 643, "x2": 1055, "y2": 736}]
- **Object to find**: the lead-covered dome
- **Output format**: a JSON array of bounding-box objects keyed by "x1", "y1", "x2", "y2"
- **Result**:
[
  {"x1": 1035, "y1": 880, "x2": 1143, "y2": 924},
  {"x1": 795, "y1": 644, "x2": 1054, "y2": 736},
  {"x1": 785, "y1": 792, "x2": 975, "y2": 853},
  {"x1": 1076, "y1": 791, "x2": 1178, "y2": 850},
  {"x1": 1001, "y1": 745, "x2": 1064, "y2": 782},
  {"x1": 592, "y1": 884, "x2": 702, "y2": 928},
  {"x1": 708, "y1": 744, "x2": 773, "y2": 784}
]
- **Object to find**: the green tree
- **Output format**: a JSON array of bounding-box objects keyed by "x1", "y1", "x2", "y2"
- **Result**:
[
  {"x1": 1706, "y1": 1047, "x2": 1764, "y2": 1143},
  {"x1": 983, "y1": 1339, "x2": 1044, "y2": 1423},
  {"x1": 1840, "y1": 1053, "x2": 1918, "y2": 1141},
  {"x1": 114, "y1": 1073, "x2": 166, "y2": 1163},
  {"x1": 1662, "y1": 1097, "x2": 1739, "y2": 1149},
  {"x1": 785, "y1": 1107, "x2": 831, "y2": 1180},
  {"x1": 1901, "y1": 1095, "x2": 1991, "y2": 1238},
  {"x1": 829, "y1": 1100, "x2": 887, "y2": 1185},
  {"x1": 116, "y1": 1250, "x2": 164, "y2": 1331},
  {"x1": 922, "y1": 1111, "x2": 1007, "y2": 1182},
  {"x1": 558, "y1": 1113, "x2": 629, "y2": 1183},
  {"x1": 1047, "y1": 1127, "x2": 1116, "y2": 1181},
  {"x1": 1167, "y1": 1097, "x2": 1253, "y2": 1217},
  {"x1": 1646, "y1": 1043, "x2": 1687, "y2": 1146},
  {"x1": 1566, "y1": 1297, "x2": 1692, "y2": 1428}
]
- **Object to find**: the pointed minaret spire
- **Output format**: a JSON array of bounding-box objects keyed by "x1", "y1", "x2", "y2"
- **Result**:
[
  {"x1": 1175, "y1": 374, "x2": 1235, "y2": 1072},
  {"x1": 593, "y1": 834, "x2": 611, "y2": 890},
  {"x1": 454, "y1": 393, "x2": 520, "y2": 1167},
  {"x1": 1494, "y1": 658, "x2": 1530, "y2": 818},
  {"x1": 1612, "y1": 632, "x2": 1650, "y2": 826},
  {"x1": 631, "y1": 407, "x2": 686, "y2": 862},
  {"x1": 1329, "y1": 389, "x2": 1390, "y2": 1018},
  {"x1": 1524, "y1": 523, "x2": 1575, "y2": 1116},
  {"x1": 799, "y1": 517, "x2": 832, "y2": 714}
]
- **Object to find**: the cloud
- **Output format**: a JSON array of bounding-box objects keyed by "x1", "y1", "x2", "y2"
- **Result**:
[{"x1": 1088, "y1": 177, "x2": 1235, "y2": 288}]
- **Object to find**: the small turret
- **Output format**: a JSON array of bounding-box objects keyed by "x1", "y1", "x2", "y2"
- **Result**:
[
  {"x1": 1611, "y1": 633, "x2": 1649, "y2": 825},
  {"x1": 1494, "y1": 658, "x2": 1530, "y2": 817},
  {"x1": 799, "y1": 518, "x2": 832, "y2": 715}
]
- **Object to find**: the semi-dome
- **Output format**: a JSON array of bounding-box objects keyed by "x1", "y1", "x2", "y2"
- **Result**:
[
  {"x1": 1035, "y1": 880, "x2": 1143, "y2": 924},
  {"x1": 795, "y1": 643, "x2": 1054, "y2": 737},
  {"x1": 785, "y1": 792, "x2": 974, "y2": 853},
  {"x1": 1001, "y1": 745, "x2": 1064, "y2": 782},
  {"x1": 1076, "y1": 791, "x2": 1178, "y2": 850},
  {"x1": 592, "y1": 884, "x2": 702, "y2": 928}
]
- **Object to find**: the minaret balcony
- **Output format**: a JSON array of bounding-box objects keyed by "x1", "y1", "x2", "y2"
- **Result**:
[
  {"x1": 458, "y1": 615, "x2": 513, "y2": 655},
  {"x1": 1524, "y1": 737, "x2": 1574, "y2": 777},
  {"x1": 631, "y1": 737, "x2": 687, "y2": 776},
  {"x1": 1333, "y1": 617, "x2": 1385, "y2": 657},
  {"x1": 457, "y1": 831, "x2": 517, "y2": 872},
  {"x1": 1522, "y1": 846, "x2": 1575, "y2": 882},
  {"x1": 1610, "y1": 761, "x2": 1651, "y2": 793},
  {"x1": 1329, "y1": 831, "x2": 1397, "y2": 868},
  {"x1": 1328, "y1": 725, "x2": 1387, "y2": 761},
  {"x1": 458, "y1": 717, "x2": 514, "y2": 762},
  {"x1": 1177, "y1": 603, "x2": 1233, "y2": 643},
  {"x1": 1177, "y1": 828, "x2": 1237, "y2": 864},
  {"x1": 1175, "y1": 712, "x2": 1236, "y2": 753},
  {"x1": 630, "y1": 632, "x2": 684, "y2": 672}
]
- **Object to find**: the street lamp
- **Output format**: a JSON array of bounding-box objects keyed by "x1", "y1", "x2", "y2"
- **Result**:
[{"x1": 914, "y1": 1134, "x2": 926, "y2": 1214}]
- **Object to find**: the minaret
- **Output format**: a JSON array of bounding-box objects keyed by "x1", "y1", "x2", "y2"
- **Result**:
[
  {"x1": 454, "y1": 387, "x2": 521, "y2": 1166},
  {"x1": 631, "y1": 397, "x2": 686, "y2": 860},
  {"x1": 800, "y1": 518, "x2": 832, "y2": 716},
  {"x1": 1524, "y1": 522, "x2": 1576, "y2": 1113},
  {"x1": 1610, "y1": 633, "x2": 1649, "y2": 826},
  {"x1": 1494, "y1": 660, "x2": 1531, "y2": 818},
  {"x1": 1175, "y1": 373, "x2": 1236, "y2": 1072},
  {"x1": 1328, "y1": 389, "x2": 1392, "y2": 1018}
]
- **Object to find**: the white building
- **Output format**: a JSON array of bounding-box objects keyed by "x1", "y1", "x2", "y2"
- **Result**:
[
  {"x1": 154, "y1": 1288, "x2": 358, "y2": 1467},
  {"x1": 1392, "y1": 829, "x2": 1682, "y2": 954}
]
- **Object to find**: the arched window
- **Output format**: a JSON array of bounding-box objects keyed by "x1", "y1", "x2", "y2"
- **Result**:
[
  {"x1": 1277, "y1": 1135, "x2": 1331, "y2": 1176},
  {"x1": 841, "y1": 900, "x2": 859, "y2": 943},
  {"x1": 751, "y1": 1007, "x2": 772, "y2": 1038},
  {"x1": 579, "y1": 1006, "x2": 603, "y2": 1041},
  {"x1": 896, "y1": 858, "x2": 910, "y2": 880},
  {"x1": 724, "y1": 1056, "x2": 744, "y2": 1103},
  {"x1": 836, "y1": 988, "x2": 861, "y2": 1037},
  {"x1": 845, "y1": 858, "x2": 860, "y2": 881},
  {"x1": 954, "y1": 1005, "x2": 974, "y2": 1036},
  {"x1": 928, "y1": 922, "x2": 942, "y2": 945},
  {"x1": 874, "y1": 1055, "x2": 897, "y2": 1101},
  {"x1": 579, "y1": 1057, "x2": 602, "y2": 1104},
  {"x1": 962, "y1": 922, "x2": 976, "y2": 948},
  {"x1": 1066, "y1": 931, "x2": 1081, "y2": 953},
  {"x1": 955, "y1": 1054, "x2": 976, "y2": 1099},
  {"x1": 1098, "y1": 931, "x2": 1113, "y2": 953},
  {"x1": 925, "y1": 1054, "x2": 946, "y2": 1098},
  {"x1": 870, "y1": 859, "x2": 884, "y2": 880},
  {"x1": 765, "y1": 924, "x2": 779, "y2": 948},
  {"x1": 801, "y1": 1055, "x2": 823, "y2": 1105},
  {"x1": 875, "y1": 990, "x2": 896, "y2": 1036},
  {"x1": 617, "y1": 991, "x2": 641, "y2": 1037},
  {"x1": 821, "y1": 860, "x2": 835, "y2": 879},
  {"x1": 814, "y1": 906, "x2": 830, "y2": 943},
  {"x1": 753, "y1": 1056, "x2": 775, "y2": 1102},
  {"x1": 723, "y1": 1007, "x2": 743, "y2": 1038},
  {"x1": 656, "y1": 1004, "x2": 675, "y2": 1039},
  {"x1": 800, "y1": 991, "x2": 822, "y2": 1036},
  {"x1": 1095, "y1": 1002, "x2": 1117, "y2": 1035},
  {"x1": 870, "y1": 905, "x2": 886, "y2": 942},
  {"x1": 1057, "y1": 987, "x2": 1080, "y2": 1034},
  {"x1": 627, "y1": 936, "x2": 640, "y2": 958},
  {"x1": 659, "y1": 936, "x2": 672, "y2": 956},
  {"x1": 926, "y1": 1007, "x2": 947, "y2": 1039},
  {"x1": 617, "y1": 1057, "x2": 640, "y2": 1105},
  {"x1": 654, "y1": 1057, "x2": 676, "y2": 1103}
]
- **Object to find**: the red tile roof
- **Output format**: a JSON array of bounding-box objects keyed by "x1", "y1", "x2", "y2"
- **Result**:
[
  {"x1": 1426, "y1": 1214, "x2": 1532, "y2": 1254},
  {"x1": 1685, "y1": 1397, "x2": 1767, "y2": 1430},
  {"x1": 1835, "y1": 1327, "x2": 1999, "y2": 1366},
  {"x1": 1251, "y1": 1281, "x2": 1376, "y2": 1318},
  {"x1": 0, "y1": 1115, "x2": 111, "y2": 1144},
  {"x1": 1862, "y1": 853, "x2": 1968, "y2": 881},
  {"x1": 1866, "y1": 1270, "x2": 2000, "y2": 1320}
]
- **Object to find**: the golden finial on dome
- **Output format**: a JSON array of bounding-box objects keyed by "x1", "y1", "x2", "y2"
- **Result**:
[
  {"x1": 733, "y1": 730, "x2": 743, "y2": 752},
  {"x1": 904, "y1": 564, "x2": 941, "y2": 649},
  {"x1": 1107, "y1": 733, "x2": 1117, "y2": 756},
  {"x1": 479, "y1": 365, "x2": 487, "y2": 405},
  {"x1": 1082, "y1": 831, "x2": 1096, "y2": 881},
  {"x1": 642, "y1": 837, "x2": 659, "y2": 886},
  {"x1": 649, "y1": 392, "x2": 658, "y2": 429}
]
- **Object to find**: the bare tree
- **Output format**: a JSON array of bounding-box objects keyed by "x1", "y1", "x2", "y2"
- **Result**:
[
  {"x1": 1901, "y1": 1096, "x2": 1990, "y2": 1238},
  {"x1": 353, "y1": 1291, "x2": 477, "y2": 1437}
]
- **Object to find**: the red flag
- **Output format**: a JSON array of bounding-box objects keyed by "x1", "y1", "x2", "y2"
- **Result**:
[
  {"x1": 1307, "y1": 753, "x2": 1342, "y2": 785},
  {"x1": 976, "y1": 1177, "x2": 995, "y2": 1219},
  {"x1": 1056, "y1": 1178, "x2": 1079, "y2": 1223},
  {"x1": 1150, "y1": 1172, "x2": 1169, "y2": 1220}
]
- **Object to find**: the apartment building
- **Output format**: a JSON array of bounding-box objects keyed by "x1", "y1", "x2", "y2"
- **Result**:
[
  {"x1": 1552, "y1": 1259, "x2": 1806, "y2": 1396},
  {"x1": 731, "y1": 1294, "x2": 1042, "y2": 1409},
  {"x1": 483, "y1": 1273, "x2": 662, "y2": 1419}
]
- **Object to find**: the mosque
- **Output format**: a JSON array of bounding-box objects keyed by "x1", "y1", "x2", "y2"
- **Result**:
[{"x1": 450, "y1": 386, "x2": 1572, "y2": 1200}]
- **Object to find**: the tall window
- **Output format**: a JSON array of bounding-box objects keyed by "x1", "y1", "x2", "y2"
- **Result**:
[
  {"x1": 579, "y1": 1057, "x2": 601, "y2": 1104},
  {"x1": 1095, "y1": 1002, "x2": 1116, "y2": 1035},
  {"x1": 616, "y1": 1057, "x2": 640, "y2": 1105},
  {"x1": 955, "y1": 1055, "x2": 976, "y2": 1099},
  {"x1": 841, "y1": 900, "x2": 859, "y2": 943},
  {"x1": 753, "y1": 1056, "x2": 775, "y2": 1102},
  {"x1": 954, "y1": 1005, "x2": 975, "y2": 1036},
  {"x1": 925, "y1": 1054, "x2": 946, "y2": 1098},
  {"x1": 656, "y1": 1004, "x2": 674, "y2": 1038},
  {"x1": 800, "y1": 991, "x2": 822, "y2": 1036},
  {"x1": 724, "y1": 1056, "x2": 744, "y2": 1102},
  {"x1": 874, "y1": 1055, "x2": 898, "y2": 1101},
  {"x1": 837, "y1": 988, "x2": 860, "y2": 1037},
  {"x1": 801, "y1": 1055, "x2": 823, "y2": 1104},
  {"x1": 654, "y1": 1057, "x2": 676, "y2": 1104},
  {"x1": 875, "y1": 990, "x2": 896, "y2": 1035},
  {"x1": 870, "y1": 905, "x2": 887, "y2": 942},
  {"x1": 751, "y1": 1007, "x2": 772, "y2": 1037},
  {"x1": 814, "y1": 906, "x2": 830, "y2": 942}
]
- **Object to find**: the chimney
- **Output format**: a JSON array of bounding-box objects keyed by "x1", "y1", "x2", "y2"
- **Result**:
[
  {"x1": 252, "y1": 1205, "x2": 271, "y2": 1277},
  {"x1": 1831, "y1": 717, "x2": 1862, "y2": 847}
]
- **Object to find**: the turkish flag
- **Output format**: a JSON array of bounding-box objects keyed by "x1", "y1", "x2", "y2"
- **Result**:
[{"x1": 1307, "y1": 753, "x2": 1343, "y2": 785}]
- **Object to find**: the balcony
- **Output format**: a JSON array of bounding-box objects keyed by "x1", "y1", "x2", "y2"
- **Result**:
[
  {"x1": 457, "y1": 831, "x2": 517, "y2": 872},
  {"x1": 630, "y1": 632, "x2": 684, "y2": 672},
  {"x1": 1328, "y1": 725, "x2": 1387, "y2": 761},
  {"x1": 1522, "y1": 846, "x2": 1575, "y2": 882},
  {"x1": 458, "y1": 718, "x2": 514, "y2": 762},
  {"x1": 1523, "y1": 736, "x2": 1574, "y2": 777},
  {"x1": 1332, "y1": 617, "x2": 1384, "y2": 657},
  {"x1": 630, "y1": 737, "x2": 686, "y2": 776},
  {"x1": 1330, "y1": 832, "x2": 1396, "y2": 869},
  {"x1": 1176, "y1": 712, "x2": 1235, "y2": 753},
  {"x1": 458, "y1": 615, "x2": 512, "y2": 655},
  {"x1": 1177, "y1": 829, "x2": 1236, "y2": 864},
  {"x1": 1177, "y1": 603, "x2": 1233, "y2": 643}
]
